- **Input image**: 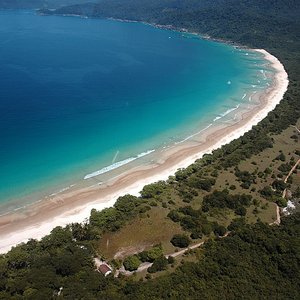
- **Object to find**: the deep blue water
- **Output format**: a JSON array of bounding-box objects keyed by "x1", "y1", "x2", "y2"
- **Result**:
[{"x1": 0, "y1": 10, "x2": 270, "y2": 210}]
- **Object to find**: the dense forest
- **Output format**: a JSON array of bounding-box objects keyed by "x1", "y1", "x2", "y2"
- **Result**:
[
  {"x1": 0, "y1": 213, "x2": 299, "y2": 298},
  {"x1": 0, "y1": 0, "x2": 300, "y2": 299}
]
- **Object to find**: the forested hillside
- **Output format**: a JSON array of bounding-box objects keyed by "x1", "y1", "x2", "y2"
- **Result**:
[
  {"x1": 0, "y1": 0, "x2": 96, "y2": 9},
  {"x1": 0, "y1": 213, "x2": 299, "y2": 298},
  {"x1": 42, "y1": 0, "x2": 300, "y2": 72},
  {"x1": 0, "y1": 0, "x2": 299, "y2": 299}
]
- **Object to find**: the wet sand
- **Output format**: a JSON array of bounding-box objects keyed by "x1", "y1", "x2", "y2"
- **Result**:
[{"x1": 0, "y1": 49, "x2": 289, "y2": 253}]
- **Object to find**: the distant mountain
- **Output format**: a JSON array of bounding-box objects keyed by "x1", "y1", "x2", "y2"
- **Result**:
[
  {"x1": 0, "y1": 0, "x2": 97, "y2": 9},
  {"x1": 41, "y1": 0, "x2": 300, "y2": 21},
  {"x1": 40, "y1": 0, "x2": 300, "y2": 51}
]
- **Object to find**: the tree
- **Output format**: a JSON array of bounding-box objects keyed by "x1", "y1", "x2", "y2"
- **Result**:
[
  {"x1": 167, "y1": 256, "x2": 175, "y2": 264},
  {"x1": 7, "y1": 246, "x2": 30, "y2": 269},
  {"x1": 146, "y1": 245, "x2": 163, "y2": 262},
  {"x1": 114, "y1": 194, "x2": 138, "y2": 214},
  {"x1": 274, "y1": 197, "x2": 288, "y2": 208},
  {"x1": 170, "y1": 234, "x2": 191, "y2": 248},
  {"x1": 167, "y1": 210, "x2": 181, "y2": 222},
  {"x1": 147, "y1": 256, "x2": 168, "y2": 273},
  {"x1": 141, "y1": 181, "x2": 166, "y2": 198},
  {"x1": 272, "y1": 180, "x2": 287, "y2": 191},
  {"x1": 89, "y1": 208, "x2": 121, "y2": 232},
  {"x1": 214, "y1": 225, "x2": 227, "y2": 237},
  {"x1": 123, "y1": 255, "x2": 141, "y2": 271},
  {"x1": 228, "y1": 218, "x2": 246, "y2": 231},
  {"x1": 190, "y1": 230, "x2": 202, "y2": 240},
  {"x1": 235, "y1": 206, "x2": 247, "y2": 216},
  {"x1": 276, "y1": 152, "x2": 286, "y2": 161},
  {"x1": 260, "y1": 186, "x2": 275, "y2": 198},
  {"x1": 41, "y1": 226, "x2": 73, "y2": 249}
]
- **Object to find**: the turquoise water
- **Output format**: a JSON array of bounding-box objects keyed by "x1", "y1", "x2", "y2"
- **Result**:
[{"x1": 0, "y1": 10, "x2": 272, "y2": 211}]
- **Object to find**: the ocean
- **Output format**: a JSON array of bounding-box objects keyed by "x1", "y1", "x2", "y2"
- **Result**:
[{"x1": 0, "y1": 10, "x2": 273, "y2": 213}]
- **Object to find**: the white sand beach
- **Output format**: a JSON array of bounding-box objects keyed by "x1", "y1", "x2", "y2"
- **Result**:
[{"x1": 0, "y1": 48, "x2": 289, "y2": 254}]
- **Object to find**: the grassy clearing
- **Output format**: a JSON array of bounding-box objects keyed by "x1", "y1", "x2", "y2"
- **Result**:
[
  {"x1": 97, "y1": 207, "x2": 183, "y2": 260},
  {"x1": 97, "y1": 121, "x2": 299, "y2": 270}
]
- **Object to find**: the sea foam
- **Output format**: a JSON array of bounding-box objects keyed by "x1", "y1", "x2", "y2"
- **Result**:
[
  {"x1": 213, "y1": 104, "x2": 240, "y2": 122},
  {"x1": 84, "y1": 150, "x2": 155, "y2": 179},
  {"x1": 175, "y1": 123, "x2": 213, "y2": 144}
]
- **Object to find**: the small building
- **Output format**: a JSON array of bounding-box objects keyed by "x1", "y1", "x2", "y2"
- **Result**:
[{"x1": 98, "y1": 264, "x2": 112, "y2": 277}]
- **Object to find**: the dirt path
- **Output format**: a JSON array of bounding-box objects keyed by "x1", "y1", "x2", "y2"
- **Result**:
[
  {"x1": 284, "y1": 158, "x2": 300, "y2": 184},
  {"x1": 282, "y1": 158, "x2": 300, "y2": 199},
  {"x1": 117, "y1": 241, "x2": 205, "y2": 276},
  {"x1": 269, "y1": 204, "x2": 281, "y2": 225},
  {"x1": 291, "y1": 125, "x2": 300, "y2": 134},
  {"x1": 270, "y1": 158, "x2": 300, "y2": 226},
  {"x1": 118, "y1": 233, "x2": 232, "y2": 276}
]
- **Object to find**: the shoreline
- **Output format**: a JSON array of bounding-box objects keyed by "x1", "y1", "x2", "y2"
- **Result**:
[{"x1": 0, "y1": 48, "x2": 289, "y2": 254}]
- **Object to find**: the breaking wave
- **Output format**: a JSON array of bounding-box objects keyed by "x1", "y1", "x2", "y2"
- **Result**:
[{"x1": 84, "y1": 150, "x2": 155, "y2": 179}]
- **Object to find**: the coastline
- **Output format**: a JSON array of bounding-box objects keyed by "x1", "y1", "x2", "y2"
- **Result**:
[{"x1": 0, "y1": 48, "x2": 289, "y2": 254}]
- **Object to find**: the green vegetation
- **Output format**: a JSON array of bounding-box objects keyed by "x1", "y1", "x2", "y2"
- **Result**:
[
  {"x1": 168, "y1": 206, "x2": 214, "y2": 236},
  {"x1": 119, "y1": 214, "x2": 300, "y2": 299},
  {"x1": 89, "y1": 194, "x2": 147, "y2": 233},
  {"x1": 0, "y1": 213, "x2": 299, "y2": 298},
  {"x1": 123, "y1": 255, "x2": 141, "y2": 271},
  {"x1": 147, "y1": 256, "x2": 169, "y2": 273},
  {"x1": 202, "y1": 190, "x2": 252, "y2": 212},
  {"x1": 138, "y1": 244, "x2": 163, "y2": 263},
  {"x1": 170, "y1": 234, "x2": 191, "y2": 248}
]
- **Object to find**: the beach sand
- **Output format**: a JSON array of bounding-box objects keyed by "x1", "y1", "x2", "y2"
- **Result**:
[{"x1": 0, "y1": 49, "x2": 289, "y2": 253}]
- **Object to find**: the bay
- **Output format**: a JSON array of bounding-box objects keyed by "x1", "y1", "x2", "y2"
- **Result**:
[{"x1": 0, "y1": 10, "x2": 270, "y2": 211}]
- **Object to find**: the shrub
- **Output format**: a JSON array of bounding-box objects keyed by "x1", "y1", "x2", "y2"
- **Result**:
[
  {"x1": 260, "y1": 186, "x2": 275, "y2": 198},
  {"x1": 141, "y1": 181, "x2": 166, "y2": 198},
  {"x1": 272, "y1": 180, "x2": 287, "y2": 191},
  {"x1": 214, "y1": 225, "x2": 227, "y2": 237},
  {"x1": 275, "y1": 153, "x2": 286, "y2": 161},
  {"x1": 278, "y1": 163, "x2": 291, "y2": 173},
  {"x1": 228, "y1": 218, "x2": 246, "y2": 231},
  {"x1": 188, "y1": 177, "x2": 216, "y2": 191},
  {"x1": 167, "y1": 210, "x2": 181, "y2": 222},
  {"x1": 123, "y1": 255, "x2": 141, "y2": 271},
  {"x1": 275, "y1": 197, "x2": 288, "y2": 208},
  {"x1": 150, "y1": 201, "x2": 158, "y2": 207},
  {"x1": 146, "y1": 245, "x2": 163, "y2": 262},
  {"x1": 235, "y1": 206, "x2": 247, "y2": 216},
  {"x1": 139, "y1": 205, "x2": 151, "y2": 214},
  {"x1": 167, "y1": 256, "x2": 175, "y2": 264},
  {"x1": 170, "y1": 234, "x2": 191, "y2": 248},
  {"x1": 190, "y1": 230, "x2": 202, "y2": 240},
  {"x1": 147, "y1": 256, "x2": 168, "y2": 273}
]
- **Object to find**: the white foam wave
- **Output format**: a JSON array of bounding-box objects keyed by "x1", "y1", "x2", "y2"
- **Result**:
[
  {"x1": 88, "y1": 182, "x2": 103, "y2": 188},
  {"x1": 84, "y1": 150, "x2": 155, "y2": 179},
  {"x1": 242, "y1": 93, "x2": 247, "y2": 100},
  {"x1": 175, "y1": 123, "x2": 213, "y2": 144},
  {"x1": 0, "y1": 48, "x2": 289, "y2": 255},
  {"x1": 260, "y1": 69, "x2": 267, "y2": 80},
  {"x1": 213, "y1": 116, "x2": 222, "y2": 122},
  {"x1": 49, "y1": 184, "x2": 76, "y2": 197},
  {"x1": 249, "y1": 91, "x2": 257, "y2": 102},
  {"x1": 213, "y1": 104, "x2": 240, "y2": 122}
]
